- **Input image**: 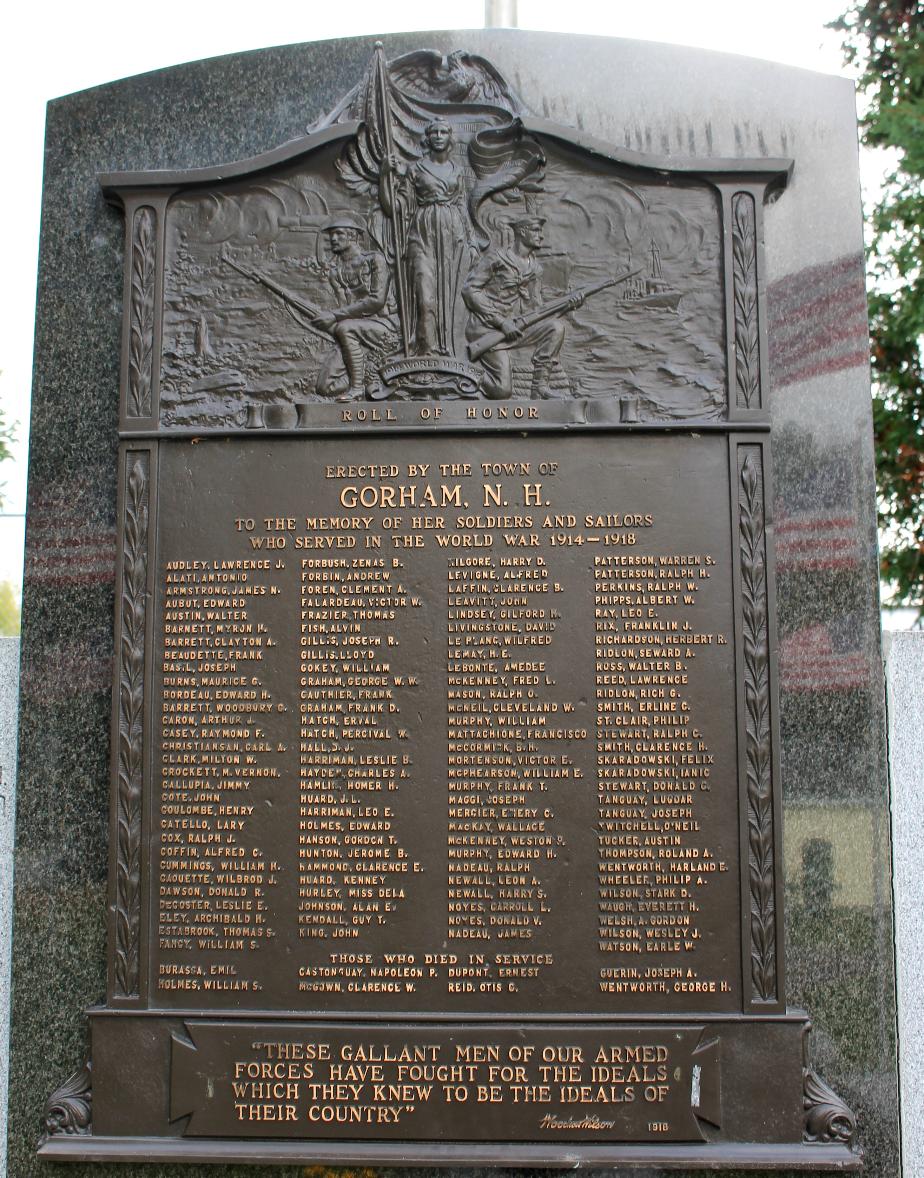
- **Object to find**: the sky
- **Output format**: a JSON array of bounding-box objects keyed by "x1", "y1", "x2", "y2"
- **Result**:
[{"x1": 2, "y1": 0, "x2": 894, "y2": 608}]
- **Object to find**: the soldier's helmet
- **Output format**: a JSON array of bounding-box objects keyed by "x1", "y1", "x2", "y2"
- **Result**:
[{"x1": 322, "y1": 213, "x2": 366, "y2": 236}]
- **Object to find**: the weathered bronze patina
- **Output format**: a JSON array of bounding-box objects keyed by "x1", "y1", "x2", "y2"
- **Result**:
[{"x1": 38, "y1": 42, "x2": 859, "y2": 1169}]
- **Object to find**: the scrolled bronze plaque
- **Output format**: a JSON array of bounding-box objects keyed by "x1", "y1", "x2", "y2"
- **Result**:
[{"x1": 39, "y1": 39, "x2": 860, "y2": 1170}]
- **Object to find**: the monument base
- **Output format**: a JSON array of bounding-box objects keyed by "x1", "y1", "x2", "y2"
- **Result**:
[{"x1": 37, "y1": 1137, "x2": 861, "y2": 1169}]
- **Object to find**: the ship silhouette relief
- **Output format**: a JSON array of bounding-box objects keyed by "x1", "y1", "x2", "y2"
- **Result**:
[{"x1": 617, "y1": 239, "x2": 681, "y2": 310}]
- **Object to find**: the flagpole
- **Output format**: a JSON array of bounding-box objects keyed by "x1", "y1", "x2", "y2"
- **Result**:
[
  {"x1": 373, "y1": 42, "x2": 413, "y2": 357},
  {"x1": 484, "y1": 0, "x2": 518, "y2": 27}
]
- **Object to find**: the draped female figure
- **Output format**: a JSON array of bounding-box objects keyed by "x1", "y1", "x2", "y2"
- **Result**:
[{"x1": 383, "y1": 120, "x2": 474, "y2": 357}]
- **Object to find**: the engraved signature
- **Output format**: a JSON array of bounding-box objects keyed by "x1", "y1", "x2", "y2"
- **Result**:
[{"x1": 539, "y1": 1113, "x2": 615, "y2": 1131}]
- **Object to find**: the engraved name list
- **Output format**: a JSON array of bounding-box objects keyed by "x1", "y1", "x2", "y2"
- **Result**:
[{"x1": 152, "y1": 434, "x2": 737, "y2": 1016}]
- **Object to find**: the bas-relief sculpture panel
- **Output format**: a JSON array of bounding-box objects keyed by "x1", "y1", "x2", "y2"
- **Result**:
[{"x1": 157, "y1": 49, "x2": 726, "y2": 426}]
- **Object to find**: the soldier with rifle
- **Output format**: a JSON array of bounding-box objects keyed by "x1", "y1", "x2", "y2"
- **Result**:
[
  {"x1": 312, "y1": 213, "x2": 399, "y2": 401},
  {"x1": 463, "y1": 213, "x2": 642, "y2": 400},
  {"x1": 225, "y1": 213, "x2": 398, "y2": 402},
  {"x1": 463, "y1": 212, "x2": 583, "y2": 401}
]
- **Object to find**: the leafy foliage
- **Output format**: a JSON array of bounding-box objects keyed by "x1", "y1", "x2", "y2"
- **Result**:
[
  {"x1": 0, "y1": 582, "x2": 20, "y2": 637},
  {"x1": 0, "y1": 407, "x2": 14, "y2": 511},
  {"x1": 832, "y1": 2, "x2": 924, "y2": 611}
]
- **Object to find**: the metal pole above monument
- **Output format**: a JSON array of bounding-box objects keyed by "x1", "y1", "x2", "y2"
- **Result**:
[{"x1": 484, "y1": 0, "x2": 518, "y2": 28}]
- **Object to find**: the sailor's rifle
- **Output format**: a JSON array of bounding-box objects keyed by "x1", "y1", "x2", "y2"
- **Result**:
[{"x1": 467, "y1": 265, "x2": 643, "y2": 361}]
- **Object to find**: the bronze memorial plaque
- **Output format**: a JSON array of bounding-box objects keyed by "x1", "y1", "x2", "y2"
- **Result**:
[{"x1": 39, "y1": 41, "x2": 860, "y2": 1169}]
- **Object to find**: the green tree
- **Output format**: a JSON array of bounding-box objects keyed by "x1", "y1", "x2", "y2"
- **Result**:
[
  {"x1": 0, "y1": 582, "x2": 19, "y2": 637},
  {"x1": 0, "y1": 408, "x2": 13, "y2": 510},
  {"x1": 832, "y1": 2, "x2": 924, "y2": 613}
]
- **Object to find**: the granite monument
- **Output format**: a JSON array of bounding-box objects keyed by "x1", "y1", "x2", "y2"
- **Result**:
[{"x1": 10, "y1": 29, "x2": 896, "y2": 1177}]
